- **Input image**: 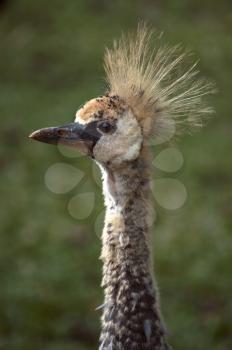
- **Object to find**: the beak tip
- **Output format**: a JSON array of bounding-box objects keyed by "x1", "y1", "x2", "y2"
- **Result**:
[
  {"x1": 28, "y1": 127, "x2": 58, "y2": 145},
  {"x1": 29, "y1": 130, "x2": 39, "y2": 140}
]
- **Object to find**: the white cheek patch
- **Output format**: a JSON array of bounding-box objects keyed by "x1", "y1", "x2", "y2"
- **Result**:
[
  {"x1": 113, "y1": 112, "x2": 142, "y2": 163},
  {"x1": 119, "y1": 140, "x2": 142, "y2": 162}
]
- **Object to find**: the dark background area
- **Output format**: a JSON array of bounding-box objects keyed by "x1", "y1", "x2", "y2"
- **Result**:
[{"x1": 0, "y1": 1, "x2": 231, "y2": 349}]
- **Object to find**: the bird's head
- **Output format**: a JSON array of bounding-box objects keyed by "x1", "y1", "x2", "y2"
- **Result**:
[
  {"x1": 29, "y1": 26, "x2": 214, "y2": 169},
  {"x1": 29, "y1": 94, "x2": 143, "y2": 168}
]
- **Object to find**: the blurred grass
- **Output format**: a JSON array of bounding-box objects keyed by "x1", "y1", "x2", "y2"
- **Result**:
[{"x1": 0, "y1": 0, "x2": 231, "y2": 349}]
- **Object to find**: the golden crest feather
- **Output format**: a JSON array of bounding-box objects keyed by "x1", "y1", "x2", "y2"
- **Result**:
[{"x1": 104, "y1": 24, "x2": 215, "y2": 139}]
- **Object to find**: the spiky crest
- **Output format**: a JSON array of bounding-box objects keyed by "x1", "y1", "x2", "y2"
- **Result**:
[{"x1": 104, "y1": 24, "x2": 215, "y2": 139}]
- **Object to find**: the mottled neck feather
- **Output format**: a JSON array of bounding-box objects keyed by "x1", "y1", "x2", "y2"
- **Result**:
[{"x1": 98, "y1": 149, "x2": 170, "y2": 350}]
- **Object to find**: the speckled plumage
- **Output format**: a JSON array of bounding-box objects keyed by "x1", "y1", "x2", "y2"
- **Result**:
[{"x1": 99, "y1": 151, "x2": 171, "y2": 349}]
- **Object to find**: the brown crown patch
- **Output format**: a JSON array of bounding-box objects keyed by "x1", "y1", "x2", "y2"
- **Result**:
[{"x1": 76, "y1": 95, "x2": 128, "y2": 124}]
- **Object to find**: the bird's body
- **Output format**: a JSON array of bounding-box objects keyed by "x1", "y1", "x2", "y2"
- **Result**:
[{"x1": 30, "y1": 25, "x2": 214, "y2": 350}]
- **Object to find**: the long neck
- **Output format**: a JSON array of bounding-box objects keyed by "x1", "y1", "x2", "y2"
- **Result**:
[{"x1": 98, "y1": 151, "x2": 170, "y2": 350}]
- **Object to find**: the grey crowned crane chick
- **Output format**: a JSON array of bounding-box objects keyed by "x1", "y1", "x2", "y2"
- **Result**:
[{"x1": 30, "y1": 25, "x2": 214, "y2": 350}]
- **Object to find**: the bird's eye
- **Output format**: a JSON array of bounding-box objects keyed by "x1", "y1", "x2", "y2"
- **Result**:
[{"x1": 97, "y1": 121, "x2": 116, "y2": 134}]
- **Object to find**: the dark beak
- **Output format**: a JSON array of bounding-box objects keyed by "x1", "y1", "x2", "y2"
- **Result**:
[{"x1": 29, "y1": 121, "x2": 101, "y2": 155}]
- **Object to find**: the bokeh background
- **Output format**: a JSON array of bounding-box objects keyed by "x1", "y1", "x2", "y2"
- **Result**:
[{"x1": 0, "y1": 1, "x2": 232, "y2": 349}]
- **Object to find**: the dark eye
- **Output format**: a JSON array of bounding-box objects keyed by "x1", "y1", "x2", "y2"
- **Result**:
[{"x1": 97, "y1": 121, "x2": 116, "y2": 134}]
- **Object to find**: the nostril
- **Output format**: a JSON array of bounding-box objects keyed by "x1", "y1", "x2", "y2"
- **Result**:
[{"x1": 57, "y1": 129, "x2": 68, "y2": 137}]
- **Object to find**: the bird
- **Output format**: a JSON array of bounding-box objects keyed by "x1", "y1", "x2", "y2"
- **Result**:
[{"x1": 29, "y1": 24, "x2": 214, "y2": 350}]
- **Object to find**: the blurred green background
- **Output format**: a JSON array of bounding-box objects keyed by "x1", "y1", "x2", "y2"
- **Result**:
[{"x1": 0, "y1": 0, "x2": 231, "y2": 349}]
